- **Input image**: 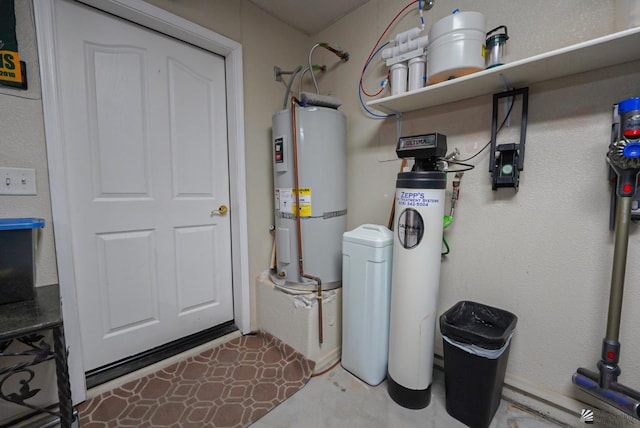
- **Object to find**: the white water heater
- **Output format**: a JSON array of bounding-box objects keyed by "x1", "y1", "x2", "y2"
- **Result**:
[
  {"x1": 387, "y1": 133, "x2": 447, "y2": 409},
  {"x1": 271, "y1": 106, "x2": 347, "y2": 290}
]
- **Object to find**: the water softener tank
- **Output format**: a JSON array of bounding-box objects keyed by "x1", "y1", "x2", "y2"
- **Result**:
[
  {"x1": 387, "y1": 133, "x2": 447, "y2": 409},
  {"x1": 271, "y1": 106, "x2": 347, "y2": 290},
  {"x1": 388, "y1": 171, "x2": 446, "y2": 408}
]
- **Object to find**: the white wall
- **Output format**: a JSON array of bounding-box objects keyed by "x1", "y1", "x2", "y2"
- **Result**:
[{"x1": 315, "y1": 0, "x2": 640, "y2": 415}]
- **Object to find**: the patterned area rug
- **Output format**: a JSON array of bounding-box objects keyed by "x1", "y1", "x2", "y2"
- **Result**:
[{"x1": 78, "y1": 331, "x2": 315, "y2": 427}]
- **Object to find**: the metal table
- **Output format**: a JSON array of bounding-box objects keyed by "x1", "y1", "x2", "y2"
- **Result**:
[{"x1": 0, "y1": 284, "x2": 73, "y2": 427}]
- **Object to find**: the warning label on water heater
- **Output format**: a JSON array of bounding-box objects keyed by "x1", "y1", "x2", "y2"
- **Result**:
[
  {"x1": 397, "y1": 191, "x2": 440, "y2": 208},
  {"x1": 275, "y1": 188, "x2": 312, "y2": 217}
]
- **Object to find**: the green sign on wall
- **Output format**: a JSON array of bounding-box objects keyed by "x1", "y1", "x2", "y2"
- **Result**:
[{"x1": 0, "y1": 0, "x2": 26, "y2": 89}]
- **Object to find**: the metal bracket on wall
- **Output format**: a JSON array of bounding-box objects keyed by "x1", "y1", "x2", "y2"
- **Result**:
[{"x1": 489, "y1": 87, "x2": 529, "y2": 191}]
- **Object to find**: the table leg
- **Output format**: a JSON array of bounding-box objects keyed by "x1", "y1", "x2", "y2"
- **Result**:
[{"x1": 53, "y1": 325, "x2": 73, "y2": 428}]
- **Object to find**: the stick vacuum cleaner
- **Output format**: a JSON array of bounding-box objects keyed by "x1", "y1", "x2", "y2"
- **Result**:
[
  {"x1": 573, "y1": 97, "x2": 640, "y2": 419},
  {"x1": 388, "y1": 133, "x2": 447, "y2": 409}
]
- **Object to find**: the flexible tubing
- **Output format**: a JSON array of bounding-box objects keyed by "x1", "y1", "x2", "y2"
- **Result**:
[
  {"x1": 298, "y1": 66, "x2": 310, "y2": 99},
  {"x1": 282, "y1": 65, "x2": 302, "y2": 110},
  {"x1": 360, "y1": 0, "x2": 419, "y2": 97},
  {"x1": 358, "y1": 41, "x2": 394, "y2": 118},
  {"x1": 308, "y1": 44, "x2": 321, "y2": 95}
]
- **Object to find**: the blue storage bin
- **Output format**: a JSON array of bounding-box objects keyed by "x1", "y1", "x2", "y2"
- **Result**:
[{"x1": 0, "y1": 218, "x2": 45, "y2": 305}]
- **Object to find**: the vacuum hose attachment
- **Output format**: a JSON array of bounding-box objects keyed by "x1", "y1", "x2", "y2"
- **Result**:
[{"x1": 573, "y1": 370, "x2": 640, "y2": 418}]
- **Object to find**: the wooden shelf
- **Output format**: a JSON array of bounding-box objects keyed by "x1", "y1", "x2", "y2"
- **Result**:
[{"x1": 367, "y1": 27, "x2": 640, "y2": 114}]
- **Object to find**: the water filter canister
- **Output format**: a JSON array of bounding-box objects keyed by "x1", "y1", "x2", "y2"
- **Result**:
[
  {"x1": 408, "y1": 56, "x2": 426, "y2": 91},
  {"x1": 390, "y1": 63, "x2": 408, "y2": 96}
]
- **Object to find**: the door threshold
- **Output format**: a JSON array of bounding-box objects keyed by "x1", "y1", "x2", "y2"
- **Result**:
[{"x1": 85, "y1": 321, "x2": 238, "y2": 390}]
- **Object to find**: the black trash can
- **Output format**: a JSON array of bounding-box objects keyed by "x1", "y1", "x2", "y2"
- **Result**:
[{"x1": 439, "y1": 301, "x2": 517, "y2": 428}]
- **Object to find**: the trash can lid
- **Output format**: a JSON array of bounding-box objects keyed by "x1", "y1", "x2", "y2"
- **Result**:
[
  {"x1": 0, "y1": 218, "x2": 45, "y2": 230},
  {"x1": 343, "y1": 224, "x2": 393, "y2": 247},
  {"x1": 440, "y1": 300, "x2": 517, "y2": 350}
]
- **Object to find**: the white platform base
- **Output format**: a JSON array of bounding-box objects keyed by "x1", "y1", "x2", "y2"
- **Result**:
[{"x1": 256, "y1": 272, "x2": 342, "y2": 372}]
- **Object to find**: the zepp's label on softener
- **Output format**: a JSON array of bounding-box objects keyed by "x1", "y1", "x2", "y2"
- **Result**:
[{"x1": 397, "y1": 191, "x2": 441, "y2": 208}]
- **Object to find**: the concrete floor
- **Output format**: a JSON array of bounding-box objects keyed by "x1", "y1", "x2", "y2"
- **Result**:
[{"x1": 251, "y1": 364, "x2": 565, "y2": 428}]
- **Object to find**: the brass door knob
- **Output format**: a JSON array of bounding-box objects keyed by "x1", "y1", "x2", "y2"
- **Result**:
[{"x1": 211, "y1": 205, "x2": 228, "y2": 216}]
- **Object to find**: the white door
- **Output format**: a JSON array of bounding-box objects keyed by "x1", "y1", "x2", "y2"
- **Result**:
[{"x1": 52, "y1": 0, "x2": 234, "y2": 371}]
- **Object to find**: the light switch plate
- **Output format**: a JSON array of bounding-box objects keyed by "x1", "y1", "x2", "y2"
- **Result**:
[{"x1": 0, "y1": 167, "x2": 37, "y2": 195}]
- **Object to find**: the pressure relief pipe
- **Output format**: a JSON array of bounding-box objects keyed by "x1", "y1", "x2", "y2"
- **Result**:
[{"x1": 290, "y1": 96, "x2": 324, "y2": 344}]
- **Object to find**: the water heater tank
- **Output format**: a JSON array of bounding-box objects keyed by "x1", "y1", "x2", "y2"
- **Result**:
[{"x1": 272, "y1": 106, "x2": 347, "y2": 290}]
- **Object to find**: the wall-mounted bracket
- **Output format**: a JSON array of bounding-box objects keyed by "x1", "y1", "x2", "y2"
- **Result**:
[
  {"x1": 274, "y1": 66, "x2": 300, "y2": 82},
  {"x1": 489, "y1": 87, "x2": 529, "y2": 191}
]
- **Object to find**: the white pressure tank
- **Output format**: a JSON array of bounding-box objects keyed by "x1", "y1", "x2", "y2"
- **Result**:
[
  {"x1": 271, "y1": 106, "x2": 347, "y2": 290},
  {"x1": 427, "y1": 11, "x2": 486, "y2": 84}
]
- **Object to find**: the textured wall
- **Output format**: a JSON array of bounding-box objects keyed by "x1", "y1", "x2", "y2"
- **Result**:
[
  {"x1": 0, "y1": 1, "x2": 57, "y2": 286},
  {"x1": 0, "y1": 2, "x2": 58, "y2": 422},
  {"x1": 316, "y1": 0, "x2": 640, "y2": 414}
]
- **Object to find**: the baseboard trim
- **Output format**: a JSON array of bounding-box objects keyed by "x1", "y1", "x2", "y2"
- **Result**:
[
  {"x1": 433, "y1": 353, "x2": 629, "y2": 427},
  {"x1": 0, "y1": 406, "x2": 79, "y2": 428},
  {"x1": 85, "y1": 321, "x2": 238, "y2": 389}
]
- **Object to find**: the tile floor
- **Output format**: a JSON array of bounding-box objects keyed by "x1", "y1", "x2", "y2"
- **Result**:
[{"x1": 251, "y1": 364, "x2": 566, "y2": 428}]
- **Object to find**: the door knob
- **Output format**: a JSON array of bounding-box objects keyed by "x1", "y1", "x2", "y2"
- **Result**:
[{"x1": 211, "y1": 205, "x2": 228, "y2": 216}]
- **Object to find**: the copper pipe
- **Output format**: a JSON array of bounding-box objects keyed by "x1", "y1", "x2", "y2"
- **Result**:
[
  {"x1": 290, "y1": 97, "x2": 324, "y2": 344},
  {"x1": 269, "y1": 235, "x2": 277, "y2": 271}
]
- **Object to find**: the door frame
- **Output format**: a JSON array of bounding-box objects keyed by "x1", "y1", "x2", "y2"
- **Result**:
[{"x1": 34, "y1": 0, "x2": 250, "y2": 402}]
